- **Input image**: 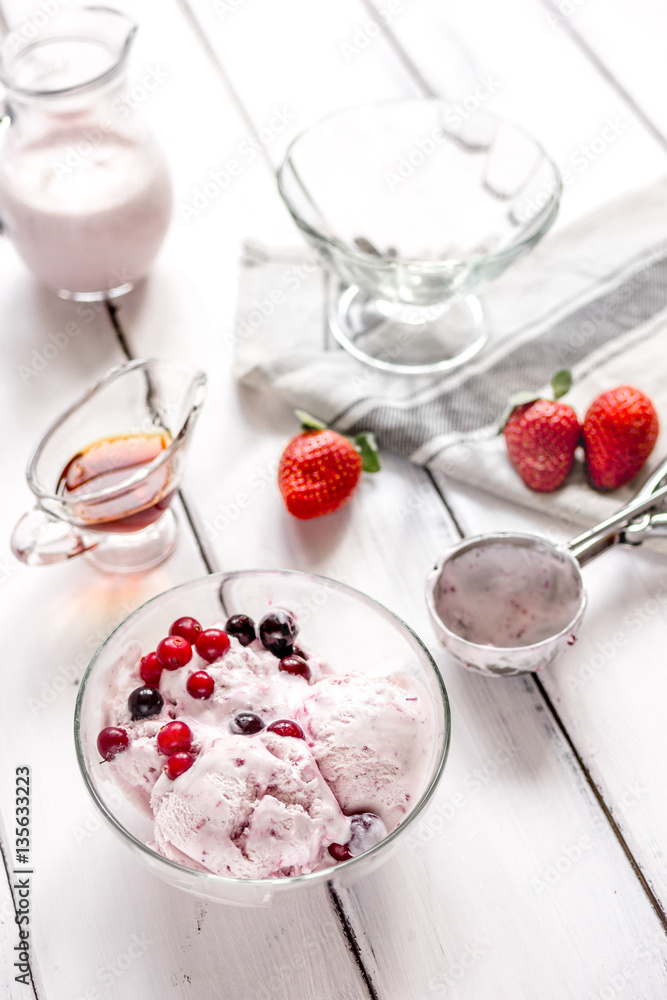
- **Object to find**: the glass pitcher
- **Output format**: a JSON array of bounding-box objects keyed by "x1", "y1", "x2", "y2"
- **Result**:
[
  {"x1": 11, "y1": 359, "x2": 207, "y2": 573},
  {"x1": 0, "y1": 6, "x2": 172, "y2": 299}
]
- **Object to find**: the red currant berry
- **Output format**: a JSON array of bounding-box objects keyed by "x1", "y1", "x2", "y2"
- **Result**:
[
  {"x1": 156, "y1": 635, "x2": 193, "y2": 670},
  {"x1": 164, "y1": 751, "x2": 195, "y2": 780},
  {"x1": 195, "y1": 629, "x2": 230, "y2": 663},
  {"x1": 169, "y1": 616, "x2": 202, "y2": 645},
  {"x1": 186, "y1": 671, "x2": 214, "y2": 700},
  {"x1": 266, "y1": 719, "x2": 305, "y2": 739},
  {"x1": 279, "y1": 655, "x2": 311, "y2": 682},
  {"x1": 139, "y1": 651, "x2": 162, "y2": 687},
  {"x1": 328, "y1": 842, "x2": 352, "y2": 862},
  {"x1": 156, "y1": 720, "x2": 193, "y2": 755},
  {"x1": 97, "y1": 727, "x2": 129, "y2": 761}
]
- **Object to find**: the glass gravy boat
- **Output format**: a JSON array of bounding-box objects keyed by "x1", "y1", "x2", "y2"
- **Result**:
[{"x1": 11, "y1": 359, "x2": 207, "y2": 573}]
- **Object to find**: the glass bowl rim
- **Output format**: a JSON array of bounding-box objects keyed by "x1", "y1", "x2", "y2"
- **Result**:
[
  {"x1": 426, "y1": 531, "x2": 588, "y2": 656},
  {"x1": 277, "y1": 97, "x2": 562, "y2": 272},
  {"x1": 74, "y1": 567, "x2": 452, "y2": 891}
]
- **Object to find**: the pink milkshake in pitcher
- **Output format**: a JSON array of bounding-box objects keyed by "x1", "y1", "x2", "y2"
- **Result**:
[{"x1": 0, "y1": 7, "x2": 172, "y2": 300}]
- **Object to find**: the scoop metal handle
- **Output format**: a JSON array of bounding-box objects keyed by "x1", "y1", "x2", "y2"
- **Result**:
[{"x1": 568, "y1": 455, "x2": 667, "y2": 566}]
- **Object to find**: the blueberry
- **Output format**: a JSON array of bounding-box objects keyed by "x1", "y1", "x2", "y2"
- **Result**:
[
  {"x1": 258, "y1": 609, "x2": 298, "y2": 657},
  {"x1": 225, "y1": 614, "x2": 256, "y2": 647},
  {"x1": 128, "y1": 686, "x2": 164, "y2": 721},
  {"x1": 230, "y1": 712, "x2": 265, "y2": 735}
]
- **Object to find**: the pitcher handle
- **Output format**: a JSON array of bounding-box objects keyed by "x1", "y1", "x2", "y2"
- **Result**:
[{"x1": 11, "y1": 507, "x2": 95, "y2": 566}]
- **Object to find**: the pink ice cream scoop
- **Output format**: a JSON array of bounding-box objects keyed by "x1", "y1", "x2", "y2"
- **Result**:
[
  {"x1": 151, "y1": 730, "x2": 351, "y2": 878},
  {"x1": 295, "y1": 673, "x2": 435, "y2": 829}
]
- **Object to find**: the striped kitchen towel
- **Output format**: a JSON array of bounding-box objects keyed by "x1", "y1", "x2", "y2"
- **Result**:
[{"x1": 233, "y1": 178, "x2": 667, "y2": 530}]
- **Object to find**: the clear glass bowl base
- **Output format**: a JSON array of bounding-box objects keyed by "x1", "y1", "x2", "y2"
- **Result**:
[
  {"x1": 57, "y1": 280, "x2": 135, "y2": 302},
  {"x1": 83, "y1": 508, "x2": 177, "y2": 573},
  {"x1": 330, "y1": 285, "x2": 488, "y2": 375}
]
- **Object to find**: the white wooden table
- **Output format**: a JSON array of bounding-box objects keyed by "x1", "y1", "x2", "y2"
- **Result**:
[{"x1": 1, "y1": 1, "x2": 667, "y2": 997}]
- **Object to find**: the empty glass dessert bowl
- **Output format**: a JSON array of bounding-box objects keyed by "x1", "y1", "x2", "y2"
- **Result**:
[
  {"x1": 75, "y1": 569, "x2": 451, "y2": 906},
  {"x1": 278, "y1": 99, "x2": 561, "y2": 375}
]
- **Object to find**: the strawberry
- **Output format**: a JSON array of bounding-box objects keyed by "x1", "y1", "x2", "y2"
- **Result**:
[
  {"x1": 278, "y1": 412, "x2": 380, "y2": 519},
  {"x1": 501, "y1": 371, "x2": 581, "y2": 492},
  {"x1": 583, "y1": 385, "x2": 659, "y2": 491}
]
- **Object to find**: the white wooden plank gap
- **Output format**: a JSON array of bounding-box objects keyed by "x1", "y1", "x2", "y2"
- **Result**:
[
  {"x1": 103, "y1": 299, "x2": 219, "y2": 575},
  {"x1": 358, "y1": 0, "x2": 437, "y2": 96},
  {"x1": 536, "y1": 0, "x2": 667, "y2": 152},
  {"x1": 555, "y1": 0, "x2": 667, "y2": 145},
  {"x1": 532, "y1": 673, "x2": 667, "y2": 931},
  {"x1": 352, "y1": 0, "x2": 665, "y2": 227},
  {"x1": 434, "y1": 466, "x2": 667, "y2": 925},
  {"x1": 327, "y1": 885, "x2": 381, "y2": 1000},
  {"x1": 0, "y1": 819, "x2": 42, "y2": 1000},
  {"x1": 174, "y1": 0, "x2": 280, "y2": 178}
]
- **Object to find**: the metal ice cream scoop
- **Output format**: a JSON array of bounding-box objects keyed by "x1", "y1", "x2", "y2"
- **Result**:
[{"x1": 426, "y1": 458, "x2": 667, "y2": 678}]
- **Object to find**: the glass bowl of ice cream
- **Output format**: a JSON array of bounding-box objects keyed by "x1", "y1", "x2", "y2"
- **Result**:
[{"x1": 75, "y1": 569, "x2": 450, "y2": 905}]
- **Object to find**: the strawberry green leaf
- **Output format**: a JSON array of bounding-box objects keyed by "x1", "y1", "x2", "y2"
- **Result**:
[
  {"x1": 551, "y1": 369, "x2": 572, "y2": 399},
  {"x1": 354, "y1": 432, "x2": 381, "y2": 473},
  {"x1": 497, "y1": 391, "x2": 542, "y2": 434},
  {"x1": 295, "y1": 410, "x2": 327, "y2": 431},
  {"x1": 507, "y1": 390, "x2": 543, "y2": 408}
]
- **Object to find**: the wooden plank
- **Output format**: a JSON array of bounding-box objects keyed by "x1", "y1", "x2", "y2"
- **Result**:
[
  {"x1": 0, "y1": 2, "x2": 373, "y2": 998},
  {"x1": 0, "y1": 813, "x2": 40, "y2": 999},
  {"x1": 0, "y1": 134, "x2": 147, "y2": 993},
  {"x1": 360, "y1": 0, "x2": 667, "y2": 227},
  {"x1": 439, "y1": 473, "x2": 667, "y2": 916},
  {"x1": 4, "y1": 0, "x2": 665, "y2": 995},
  {"x1": 0, "y1": 531, "x2": 364, "y2": 1000},
  {"x1": 541, "y1": 0, "x2": 667, "y2": 148},
  {"x1": 124, "y1": 1, "x2": 667, "y2": 995},
  {"x1": 376, "y1": 0, "x2": 667, "y2": 930},
  {"x1": 177, "y1": 0, "x2": 423, "y2": 167}
]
